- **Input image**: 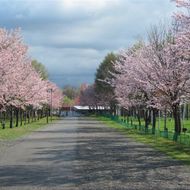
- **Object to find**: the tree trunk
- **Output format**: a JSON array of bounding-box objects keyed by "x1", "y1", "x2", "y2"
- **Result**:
[
  {"x1": 46, "y1": 109, "x2": 49, "y2": 123},
  {"x1": 31, "y1": 109, "x2": 34, "y2": 123},
  {"x1": 164, "y1": 108, "x2": 167, "y2": 131},
  {"x1": 131, "y1": 109, "x2": 134, "y2": 125},
  {"x1": 152, "y1": 109, "x2": 156, "y2": 134},
  {"x1": 34, "y1": 110, "x2": 37, "y2": 122},
  {"x1": 28, "y1": 110, "x2": 30, "y2": 124},
  {"x1": 112, "y1": 104, "x2": 116, "y2": 116},
  {"x1": 15, "y1": 108, "x2": 19, "y2": 127},
  {"x1": 144, "y1": 110, "x2": 149, "y2": 133},
  {"x1": 40, "y1": 109, "x2": 42, "y2": 118},
  {"x1": 129, "y1": 109, "x2": 132, "y2": 125},
  {"x1": 0, "y1": 111, "x2": 1, "y2": 125},
  {"x1": 20, "y1": 110, "x2": 23, "y2": 126},
  {"x1": 186, "y1": 104, "x2": 189, "y2": 120},
  {"x1": 2, "y1": 112, "x2": 5, "y2": 129},
  {"x1": 173, "y1": 104, "x2": 181, "y2": 141},
  {"x1": 137, "y1": 110, "x2": 141, "y2": 127},
  {"x1": 10, "y1": 106, "x2": 13, "y2": 128},
  {"x1": 37, "y1": 110, "x2": 40, "y2": 120},
  {"x1": 24, "y1": 111, "x2": 27, "y2": 125}
]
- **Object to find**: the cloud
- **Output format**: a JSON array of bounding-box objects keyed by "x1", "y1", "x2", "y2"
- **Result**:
[
  {"x1": 61, "y1": 0, "x2": 119, "y2": 11},
  {"x1": 0, "y1": 0, "x2": 177, "y2": 87}
]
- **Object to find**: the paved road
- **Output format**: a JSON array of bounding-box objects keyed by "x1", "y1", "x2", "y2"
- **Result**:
[{"x1": 0, "y1": 117, "x2": 190, "y2": 190}]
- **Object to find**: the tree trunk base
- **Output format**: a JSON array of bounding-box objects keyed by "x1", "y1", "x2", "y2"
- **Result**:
[{"x1": 173, "y1": 132, "x2": 179, "y2": 142}]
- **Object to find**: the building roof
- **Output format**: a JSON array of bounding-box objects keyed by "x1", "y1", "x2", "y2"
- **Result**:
[{"x1": 73, "y1": 106, "x2": 110, "y2": 110}]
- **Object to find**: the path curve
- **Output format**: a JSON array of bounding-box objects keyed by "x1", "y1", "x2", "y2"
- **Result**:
[{"x1": 0, "y1": 117, "x2": 190, "y2": 190}]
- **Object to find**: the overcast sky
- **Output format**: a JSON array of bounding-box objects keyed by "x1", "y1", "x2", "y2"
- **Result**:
[{"x1": 0, "y1": 0, "x2": 176, "y2": 87}]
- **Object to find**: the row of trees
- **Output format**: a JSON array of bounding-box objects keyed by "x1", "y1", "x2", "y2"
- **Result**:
[
  {"x1": 83, "y1": 0, "x2": 190, "y2": 141},
  {"x1": 0, "y1": 28, "x2": 63, "y2": 128},
  {"x1": 112, "y1": 0, "x2": 190, "y2": 141}
]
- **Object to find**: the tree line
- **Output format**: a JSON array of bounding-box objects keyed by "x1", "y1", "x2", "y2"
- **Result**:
[{"x1": 0, "y1": 28, "x2": 63, "y2": 129}]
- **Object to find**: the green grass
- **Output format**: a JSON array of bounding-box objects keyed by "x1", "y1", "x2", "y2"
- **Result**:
[
  {"x1": 120, "y1": 116, "x2": 190, "y2": 134},
  {"x1": 97, "y1": 116, "x2": 190, "y2": 165},
  {"x1": 0, "y1": 116, "x2": 59, "y2": 140}
]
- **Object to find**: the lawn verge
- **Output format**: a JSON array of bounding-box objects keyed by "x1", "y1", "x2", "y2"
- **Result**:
[
  {"x1": 97, "y1": 116, "x2": 190, "y2": 165},
  {"x1": 0, "y1": 117, "x2": 59, "y2": 140}
]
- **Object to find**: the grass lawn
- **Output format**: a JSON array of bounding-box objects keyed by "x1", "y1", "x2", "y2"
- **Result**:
[
  {"x1": 97, "y1": 116, "x2": 190, "y2": 165},
  {"x1": 121, "y1": 116, "x2": 190, "y2": 134},
  {"x1": 0, "y1": 116, "x2": 59, "y2": 140}
]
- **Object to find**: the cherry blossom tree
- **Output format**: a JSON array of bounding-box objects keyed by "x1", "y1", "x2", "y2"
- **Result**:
[
  {"x1": 173, "y1": 0, "x2": 190, "y2": 61},
  {"x1": 46, "y1": 81, "x2": 63, "y2": 109},
  {"x1": 79, "y1": 84, "x2": 100, "y2": 111},
  {"x1": 112, "y1": 42, "x2": 157, "y2": 133}
]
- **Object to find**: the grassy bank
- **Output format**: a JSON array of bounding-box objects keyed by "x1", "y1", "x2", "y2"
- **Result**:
[
  {"x1": 120, "y1": 116, "x2": 190, "y2": 134},
  {"x1": 0, "y1": 116, "x2": 59, "y2": 140},
  {"x1": 97, "y1": 116, "x2": 190, "y2": 165}
]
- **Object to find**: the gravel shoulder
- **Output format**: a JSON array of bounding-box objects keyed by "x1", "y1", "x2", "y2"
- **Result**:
[{"x1": 0, "y1": 117, "x2": 190, "y2": 190}]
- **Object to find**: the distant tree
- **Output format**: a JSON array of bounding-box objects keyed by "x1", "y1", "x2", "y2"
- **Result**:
[
  {"x1": 95, "y1": 52, "x2": 118, "y2": 110},
  {"x1": 63, "y1": 85, "x2": 79, "y2": 100},
  {"x1": 79, "y1": 84, "x2": 99, "y2": 107},
  {"x1": 31, "y1": 60, "x2": 49, "y2": 80},
  {"x1": 63, "y1": 96, "x2": 74, "y2": 107}
]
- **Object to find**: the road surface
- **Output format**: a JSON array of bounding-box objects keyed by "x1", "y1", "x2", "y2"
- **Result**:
[{"x1": 0, "y1": 117, "x2": 190, "y2": 190}]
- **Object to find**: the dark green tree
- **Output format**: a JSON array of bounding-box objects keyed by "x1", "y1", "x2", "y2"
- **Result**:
[
  {"x1": 95, "y1": 52, "x2": 117, "y2": 111},
  {"x1": 31, "y1": 60, "x2": 49, "y2": 80},
  {"x1": 63, "y1": 85, "x2": 79, "y2": 100},
  {"x1": 63, "y1": 96, "x2": 74, "y2": 107}
]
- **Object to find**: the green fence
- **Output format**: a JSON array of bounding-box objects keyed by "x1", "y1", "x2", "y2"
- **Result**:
[{"x1": 102, "y1": 114, "x2": 190, "y2": 146}]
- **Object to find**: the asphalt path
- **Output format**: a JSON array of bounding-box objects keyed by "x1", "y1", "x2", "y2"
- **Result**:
[{"x1": 0, "y1": 117, "x2": 190, "y2": 190}]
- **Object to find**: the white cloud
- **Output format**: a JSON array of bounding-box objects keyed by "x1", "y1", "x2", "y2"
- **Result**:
[
  {"x1": 0, "y1": 0, "x2": 177, "y2": 86},
  {"x1": 62, "y1": 0, "x2": 119, "y2": 11}
]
